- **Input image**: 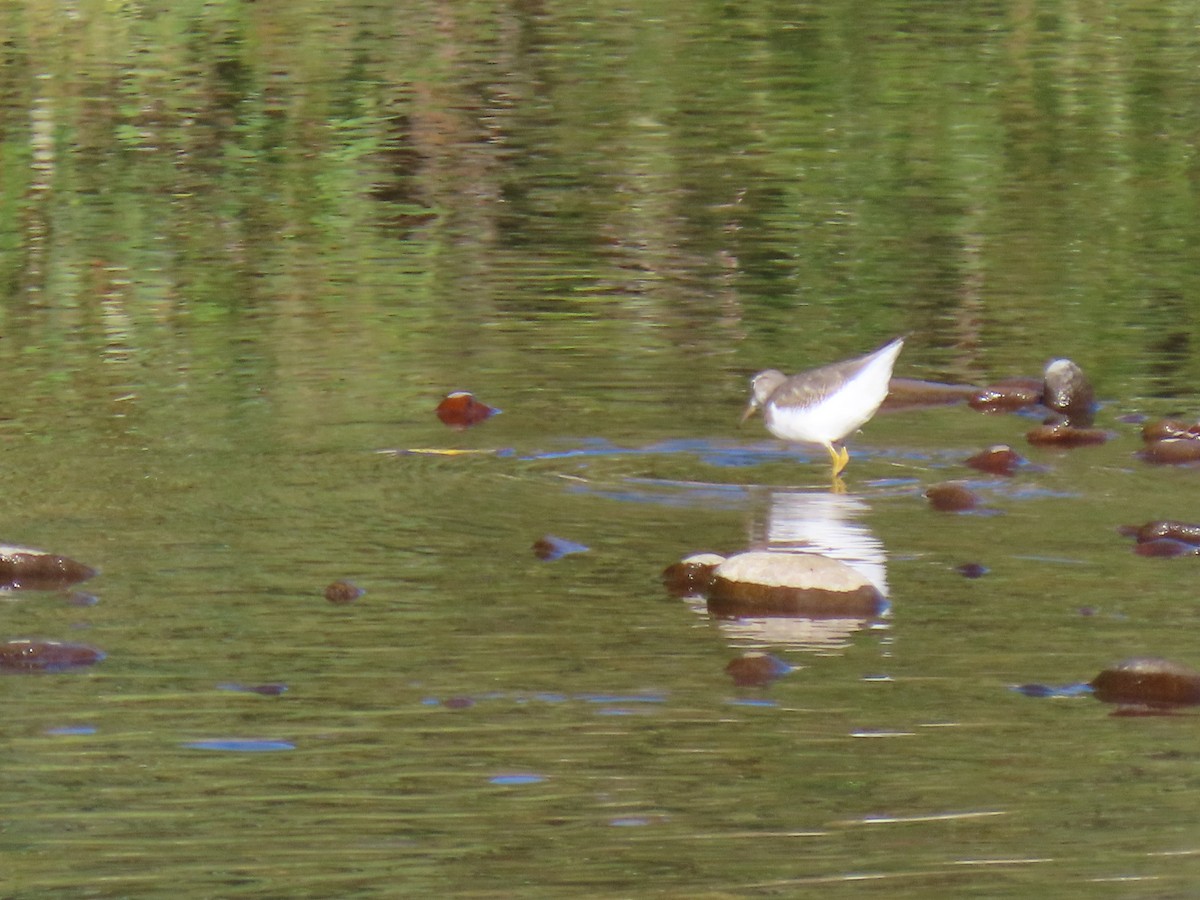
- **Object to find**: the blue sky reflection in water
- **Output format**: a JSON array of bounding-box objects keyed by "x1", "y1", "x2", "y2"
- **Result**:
[{"x1": 2, "y1": 0, "x2": 1200, "y2": 896}]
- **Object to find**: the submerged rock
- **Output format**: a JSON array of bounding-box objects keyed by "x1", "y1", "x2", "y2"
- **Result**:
[
  {"x1": 968, "y1": 378, "x2": 1043, "y2": 414},
  {"x1": 925, "y1": 482, "x2": 979, "y2": 512},
  {"x1": 1042, "y1": 359, "x2": 1095, "y2": 426},
  {"x1": 725, "y1": 652, "x2": 792, "y2": 687},
  {"x1": 1140, "y1": 438, "x2": 1200, "y2": 465},
  {"x1": 880, "y1": 378, "x2": 979, "y2": 412},
  {"x1": 0, "y1": 639, "x2": 105, "y2": 673},
  {"x1": 662, "y1": 553, "x2": 725, "y2": 596},
  {"x1": 0, "y1": 547, "x2": 96, "y2": 591},
  {"x1": 324, "y1": 580, "x2": 364, "y2": 604},
  {"x1": 217, "y1": 682, "x2": 288, "y2": 696},
  {"x1": 706, "y1": 551, "x2": 884, "y2": 619},
  {"x1": 532, "y1": 535, "x2": 589, "y2": 562},
  {"x1": 1026, "y1": 422, "x2": 1109, "y2": 447},
  {"x1": 1090, "y1": 658, "x2": 1200, "y2": 708}
]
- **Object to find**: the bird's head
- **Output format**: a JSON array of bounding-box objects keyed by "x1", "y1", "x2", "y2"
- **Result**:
[{"x1": 741, "y1": 370, "x2": 786, "y2": 423}]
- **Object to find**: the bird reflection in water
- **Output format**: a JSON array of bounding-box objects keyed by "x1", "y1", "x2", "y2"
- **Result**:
[
  {"x1": 761, "y1": 490, "x2": 889, "y2": 599},
  {"x1": 683, "y1": 489, "x2": 891, "y2": 654}
]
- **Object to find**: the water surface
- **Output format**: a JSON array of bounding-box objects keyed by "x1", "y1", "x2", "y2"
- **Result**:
[{"x1": 3, "y1": 1, "x2": 1200, "y2": 896}]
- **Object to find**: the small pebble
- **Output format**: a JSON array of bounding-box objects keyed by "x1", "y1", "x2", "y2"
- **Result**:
[
  {"x1": 955, "y1": 562, "x2": 989, "y2": 578},
  {"x1": 324, "y1": 580, "x2": 364, "y2": 604}
]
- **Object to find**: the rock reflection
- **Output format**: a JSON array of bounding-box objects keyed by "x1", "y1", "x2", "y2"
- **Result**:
[
  {"x1": 671, "y1": 490, "x2": 890, "y2": 654},
  {"x1": 762, "y1": 491, "x2": 890, "y2": 598}
]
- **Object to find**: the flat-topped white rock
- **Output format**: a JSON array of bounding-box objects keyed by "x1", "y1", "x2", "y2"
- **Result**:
[{"x1": 707, "y1": 550, "x2": 883, "y2": 619}]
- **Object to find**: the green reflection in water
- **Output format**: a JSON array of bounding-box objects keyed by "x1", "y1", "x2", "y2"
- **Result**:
[{"x1": 1, "y1": 0, "x2": 1200, "y2": 896}]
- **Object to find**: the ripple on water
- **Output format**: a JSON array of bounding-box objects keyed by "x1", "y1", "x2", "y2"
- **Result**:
[
  {"x1": 489, "y1": 774, "x2": 546, "y2": 785},
  {"x1": 183, "y1": 739, "x2": 295, "y2": 752}
]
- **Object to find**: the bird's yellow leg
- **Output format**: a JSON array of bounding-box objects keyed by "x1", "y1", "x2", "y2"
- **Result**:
[
  {"x1": 823, "y1": 443, "x2": 849, "y2": 492},
  {"x1": 826, "y1": 443, "x2": 850, "y2": 478}
]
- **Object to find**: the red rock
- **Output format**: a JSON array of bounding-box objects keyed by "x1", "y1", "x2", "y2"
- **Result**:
[{"x1": 435, "y1": 392, "x2": 500, "y2": 430}]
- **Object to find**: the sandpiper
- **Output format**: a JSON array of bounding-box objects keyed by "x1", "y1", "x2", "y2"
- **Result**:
[{"x1": 742, "y1": 337, "x2": 904, "y2": 481}]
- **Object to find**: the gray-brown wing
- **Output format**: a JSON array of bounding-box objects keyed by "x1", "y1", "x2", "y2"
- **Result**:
[{"x1": 766, "y1": 355, "x2": 874, "y2": 408}]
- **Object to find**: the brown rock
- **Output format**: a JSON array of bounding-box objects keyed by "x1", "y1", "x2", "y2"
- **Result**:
[
  {"x1": 965, "y1": 445, "x2": 1024, "y2": 477},
  {"x1": 725, "y1": 652, "x2": 792, "y2": 687},
  {"x1": 1141, "y1": 419, "x2": 1200, "y2": 443},
  {"x1": 1125, "y1": 521, "x2": 1200, "y2": 545},
  {"x1": 1140, "y1": 438, "x2": 1200, "y2": 465},
  {"x1": 1026, "y1": 422, "x2": 1109, "y2": 447},
  {"x1": 1042, "y1": 359, "x2": 1095, "y2": 426},
  {"x1": 925, "y1": 482, "x2": 979, "y2": 512},
  {"x1": 324, "y1": 580, "x2": 364, "y2": 604},
  {"x1": 880, "y1": 378, "x2": 979, "y2": 412},
  {"x1": 0, "y1": 547, "x2": 97, "y2": 591},
  {"x1": 1091, "y1": 658, "x2": 1200, "y2": 708},
  {"x1": 1133, "y1": 538, "x2": 1200, "y2": 558},
  {"x1": 707, "y1": 551, "x2": 883, "y2": 619},
  {"x1": 968, "y1": 378, "x2": 1043, "y2": 413},
  {"x1": 662, "y1": 553, "x2": 725, "y2": 596},
  {"x1": 0, "y1": 639, "x2": 105, "y2": 672}
]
